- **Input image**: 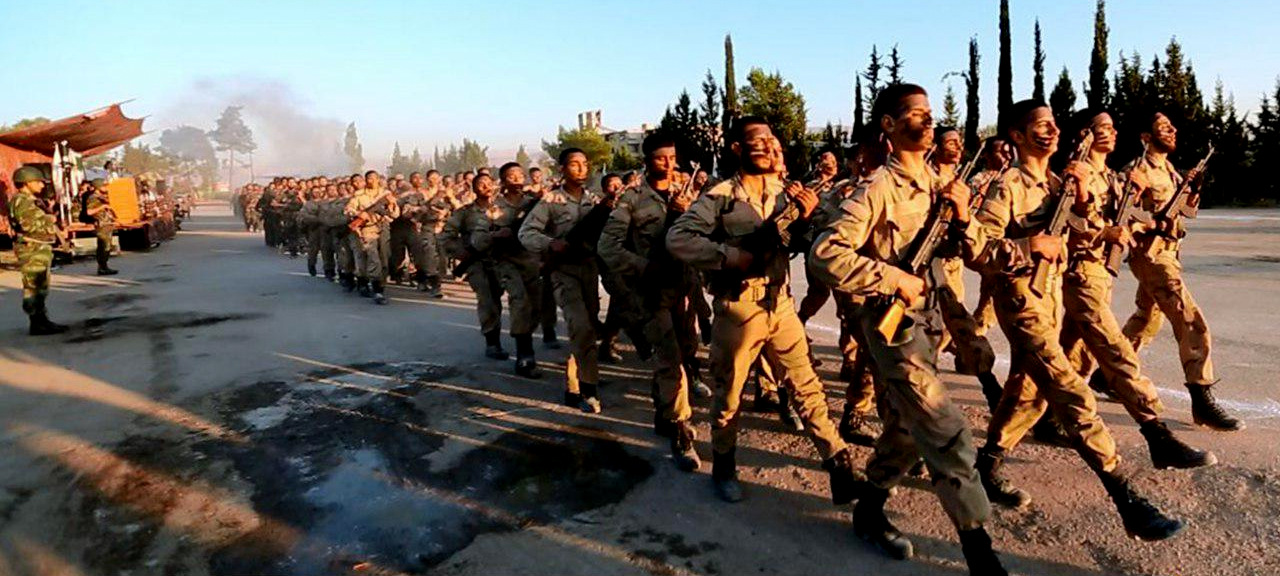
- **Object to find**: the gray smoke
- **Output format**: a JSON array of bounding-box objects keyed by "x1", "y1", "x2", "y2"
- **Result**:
[{"x1": 153, "y1": 76, "x2": 349, "y2": 178}]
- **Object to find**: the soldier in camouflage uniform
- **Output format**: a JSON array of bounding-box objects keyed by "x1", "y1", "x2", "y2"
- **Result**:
[
  {"x1": 411, "y1": 170, "x2": 450, "y2": 297},
  {"x1": 334, "y1": 179, "x2": 359, "y2": 290},
  {"x1": 444, "y1": 172, "x2": 541, "y2": 378},
  {"x1": 84, "y1": 178, "x2": 118, "y2": 276},
  {"x1": 809, "y1": 83, "x2": 1004, "y2": 573},
  {"x1": 519, "y1": 148, "x2": 606, "y2": 413},
  {"x1": 344, "y1": 171, "x2": 399, "y2": 304},
  {"x1": 667, "y1": 117, "x2": 861, "y2": 507},
  {"x1": 966, "y1": 99, "x2": 1182, "y2": 542},
  {"x1": 598, "y1": 134, "x2": 701, "y2": 471},
  {"x1": 1115, "y1": 112, "x2": 1241, "y2": 431},
  {"x1": 8, "y1": 167, "x2": 68, "y2": 335}
]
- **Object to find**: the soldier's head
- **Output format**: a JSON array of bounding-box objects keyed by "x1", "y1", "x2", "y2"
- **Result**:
[
  {"x1": 642, "y1": 133, "x2": 677, "y2": 179},
  {"x1": 350, "y1": 173, "x2": 366, "y2": 190},
  {"x1": 693, "y1": 169, "x2": 709, "y2": 190},
  {"x1": 364, "y1": 170, "x2": 382, "y2": 189},
  {"x1": 1002, "y1": 99, "x2": 1058, "y2": 159},
  {"x1": 477, "y1": 167, "x2": 491, "y2": 177},
  {"x1": 817, "y1": 150, "x2": 839, "y2": 175},
  {"x1": 728, "y1": 116, "x2": 776, "y2": 175},
  {"x1": 868, "y1": 83, "x2": 932, "y2": 156},
  {"x1": 12, "y1": 166, "x2": 45, "y2": 194},
  {"x1": 463, "y1": 172, "x2": 475, "y2": 185},
  {"x1": 529, "y1": 167, "x2": 543, "y2": 184},
  {"x1": 498, "y1": 162, "x2": 524, "y2": 191},
  {"x1": 1141, "y1": 111, "x2": 1177, "y2": 154},
  {"x1": 1072, "y1": 108, "x2": 1116, "y2": 155},
  {"x1": 558, "y1": 147, "x2": 589, "y2": 185},
  {"x1": 933, "y1": 127, "x2": 963, "y2": 165},
  {"x1": 409, "y1": 172, "x2": 424, "y2": 188},
  {"x1": 602, "y1": 173, "x2": 624, "y2": 197},
  {"x1": 472, "y1": 173, "x2": 495, "y2": 200},
  {"x1": 443, "y1": 175, "x2": 454, "y2": 188},
  {"x1": 426, "y1": 169, "x2": 441, "y2": 187}
]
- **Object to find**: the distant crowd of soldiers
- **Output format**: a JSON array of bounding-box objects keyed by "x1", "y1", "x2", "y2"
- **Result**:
[{"x1": 231, "y1": 84, "x2": 1243, "y2": 575}]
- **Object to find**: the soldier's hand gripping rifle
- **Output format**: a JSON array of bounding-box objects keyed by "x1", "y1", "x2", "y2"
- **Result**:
[
  {"x1": 1103, "y1": 143, "x2": 1154, "y2": 275},
  {"x1": 706, "y1": 177, "x2": 814, "y2": 300},
  {"x1": 1150, "y1": 145, "x2": 1214, "y2": 238},
  {"x1": 451, "y1": 195, "x2": 539, "y2": 278},
  {"x1": 1029, "y1": 130, "x2": 1094, "y2": 297},
  {"x1": 640, "y1": 163, "x2": 701, "y2": 285},
  {"x1": 346, "y1": 189, "x2": 393, "y2": 233},
  {"x1": 875, "y1": 143, "x2": 988, "y2": 343},
  {"x1": 544, "y1": 192, "x2": 620, "y2": 270}
]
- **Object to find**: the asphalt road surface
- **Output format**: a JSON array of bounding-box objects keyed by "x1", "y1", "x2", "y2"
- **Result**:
[{"x1": 0, "y1": 203, "x2": 1276, "y2": 576}]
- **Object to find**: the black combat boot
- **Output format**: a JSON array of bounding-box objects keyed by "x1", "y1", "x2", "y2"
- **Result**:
[
  {"x1": 1031, "y1": 413, "x2": 1073, "y2": 448},
  {"x1": 626, "y1": 325, "x2": 652, "y2": 360},
  {"x1": 371, "y1": 280, "x2": 388, "y2": 305},
  {"x1": 976, "y1": 447, "x2": 1031, "y2": 509},
  {"x1": 97, "y1": 266, "x2": 118, "y2": 276},
  {"x1": 777, "y1": 388, "x2": 805, "y2": 432},
  {"x1": 1098, "y1": 470, "x2": 1185, "y2": 541},
  {"x1": 653, "y1": 411, "x2": 676, "y2": 438},
  {"x1": 563, "y1": 390, "x2": 582, "y2": 408},
  {"x1": 838, "y1": 407, "x2": 880, "y2": 447},
  {"x1": 821, "y1": 447, "x2": 867, "y2": 505},
  {"x1": 578, "y1": 383, "x2": 602, "y2": 414},
  {"x1": 1088, "y1": 370, "x2": 1121, "y2": 403},
  {"x1": 958, "y1": 527, "x2": 1008, "y2": 576},
  {"x1": 711, "y1": 449, "x2": 744, "y2": 503},
  {"x1": 753, "y1": 387, "x2": 781, "y2": 413},
  {"x1": 357, "y1": 278, "x2": 372, "y2": 298},
  {"x1": 29, "y1": 313, "x2": 69, "y2": 336},
  {"x1": 340, "y1": 273, "x2": 355, "y2": 292},
  {"x1": 1186, "y1": 383, "x2": 1243, "y2": 431},
  {"x1": 513, "y1": 335, "x2": 540, "y2": 379},
  {"x1": 670, "y1": 420, "x2": 701, "y2": 472},
  {"x1": 1140, "y1": 420, "x2": 1217, "y2": 469},
  {"x1": 483, "y1": 331, "x2": 509, "y2": 360},
  {"x1": 542, "y1": 328, "x2": 561, "y2": 349},
  {"x1": 307, "y1": 261, "x2": 317, "y2": 277},
  {"x1": 977, "y1": 371, "x2": 1003, "y2": 414},
  {"x1": 852, "y1": 485, "x2": 913, "y2": 560}
]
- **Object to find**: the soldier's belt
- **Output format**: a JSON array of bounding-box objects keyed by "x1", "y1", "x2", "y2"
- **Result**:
[
  {"x1": 17, "y1": 236, "x2": 56, "y2": 246},
  {"x1": 727, "y1": 283, "x2": 785, "y2": 304}
]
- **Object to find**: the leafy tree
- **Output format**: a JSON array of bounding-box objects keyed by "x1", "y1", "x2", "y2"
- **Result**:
[
  {"x1": 387, "y1": 142, "x2": 416, "y2": 176},
  {"x1": 1088, "y1": 0, "x2": 1111, "y2": 109},
  {"x1": 343, "y1": 122, "x2": 364, "y2": 173},
  {"x1": 159, "y1": 125, "x2": 217, "y2": 189},
  {"x1": 516, "y1": 145, "x2": 532, "y2": 167},
  {"x1": 541, "y1": 126, "x2": 612, "y2": 174},
  {"x1": 942, "y1": 84, "x2": 961, "y2": 128},
  {"x1": 998, "y1": 0, "x2": 1013, "y2": 113},
  {"x1": 609, "y1": 147, "x2": 643, "y2": 172},
  {"x1": 0, "y1": 117, "x2": 51, "y2": 132},
  {"x1": 209, "y1": 106, "x2": 256, "y2": 190},
  {"x1": 1033, "y1": 20, "x2": 1046, "y2": 101},
  {"x1": 740, "y1": 67, "x2": 809, "y2": 170},
  {"x1": 697, "y1": 69, "x2": 722, "y2": 169},
  {"x1": 120, "y1": 142, "x2": 175, "y2": 175}
]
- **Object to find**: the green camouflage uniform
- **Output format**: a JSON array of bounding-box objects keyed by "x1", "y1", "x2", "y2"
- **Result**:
[{"x1": 8, "y1": 191, "x2": 58, "y2": 317}]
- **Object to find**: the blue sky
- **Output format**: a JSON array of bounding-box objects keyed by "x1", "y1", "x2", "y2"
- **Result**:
[{"x1": 3, "y1": 0, "x2": 1278, "y2": 168}]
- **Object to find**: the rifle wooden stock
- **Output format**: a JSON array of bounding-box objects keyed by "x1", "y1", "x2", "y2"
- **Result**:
[
  {"x1": 1029, "y1": 131, "x2": 1094, "y2": 297},
  {"x1": 876, "y1": 297, "x2": 909, "y2": 343}
]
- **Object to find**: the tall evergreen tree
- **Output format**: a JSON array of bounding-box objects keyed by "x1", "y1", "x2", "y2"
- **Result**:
[
  {"x1": 942, "y1": 84, "x2": 961, "y2": 128},
  {"x1": 516, "y1": 145, "x2": 532, "y2": 167},
  {"x1": 343, "y1": 122, "x2": 364, "y2": 173},
  {"x1": 1251, "y1": 81, "x2": 1280, "y2": 203},
  {"x1": 998, "y1": 0, "x2": 1013, "y2": 113},
  {"x1": 964, "y1": 37, "x2": 982, "y2": 153},
  {"x1": 409, "y1": 148, "x2": 424, "y2": 174},
  {"x1": 1049, "y1": 68, "x2": 1077, "y2": 126},
  {"x1": 1088, "y1": 0, "x2": 1111, "y2": 109},
  {"x1": 1033, "y1": 20, "x2": 1046, "y2": 101},
  {"x1": 853, "y1": 77, "x2": 865, "y2": 140},
  {"x1": 1205, "y1": 80, "x2": 1252, "y2": 206},
  {"x1": 863, "y1": 45, "x2": 883, "y2": 109},
  {"x1": 698, "y1": 69, "x2": 722, "y2": 168},
  {"x1": 720, "y1": 34, "x2": 739, "y2": 176},
  {"x1": 888, "y1": 44, "x2": 904, "y2": 84}
]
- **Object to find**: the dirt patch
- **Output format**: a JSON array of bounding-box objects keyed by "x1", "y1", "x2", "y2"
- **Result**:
[
  {"x1": 78, "y1": 292, "x2": 149, "y2": 311},
  {"x1": 65, "y1": 311, "x2": 266, "y2": 343}
]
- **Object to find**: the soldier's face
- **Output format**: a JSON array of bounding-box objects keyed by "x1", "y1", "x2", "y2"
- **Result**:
[
  {"x1": 561, "y1": 152, "x2": 589, "y2": 184},
  {"x1": 1090, "y1": 113, "x2": 1117, "y2": 154},
  {"x1": 27, "y1": 181, "x2": 46, "y2": 194},
  {"x1": 646, "y1": 146, "x2": 677, "y2": 178},
  {"x1": 1148, "y1": 113, "x2": 1177, "y2": 153},
  {"x1": 352, "y1": 176, "x2": 366, "y2": 189},
  {"x1": 501, "y1": 167, "x2": 525, "y2": 190},
  {"x1": 530, "y1": 170, "x2": 543, "y2": 184},
  {"x1": 884, "y1": 94, "x2": 933, "y2": 153},
  {"x1": 818, "y1": 152, "x2": 838, "y2": 174},
  {"x1": 428, "y1": 173, "x2": 441, "y2": 187},
  {"x1": 473, "y1": 175, "x2": 494, "y2": 199},
  {"x1": 734, "y1": 123, "x2": 776, "y2": 175},
  {"x1": 410, "y1": 174, "x2": 424, "y2": 188},
  {"x1": 938, "y1": 132, "x2": 963, "y2": 164},
  {"x1": 1013, "y1": 108, "x2": 1059, "y2": 158},
  {"x1": 367, "y1": 173, "x2": 382, "y2": 188},
  {"x1": 694, "y1": 171, "x2": 708, "y2": 187},
  {"x1": 604, "y1": 178, "x2": 623, "y2": 196}
]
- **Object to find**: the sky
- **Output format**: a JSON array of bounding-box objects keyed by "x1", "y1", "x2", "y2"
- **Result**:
[{"x1": 2, "y1": 0, "x2": 1278, "y2": 173}]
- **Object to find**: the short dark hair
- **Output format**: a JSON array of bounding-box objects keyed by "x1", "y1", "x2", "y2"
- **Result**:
[
  {"x1": 364, "y1": 169, "x2": 379, "y2": 178},
  {"x1": 602, "y1": 173, "x2": 623, "y2": 186},
  {"x1": 728, "y1": 116, "x2": 771, "y2": 146},
  {"x1": 409, "y1": 171, "x2": 422, "y2": 179},
  {"x1": 642, "y1": 132, "x2": 677, "y2": 157},
  {"x1": 1140, "y1": 110, "x2": 1170, "y2": 134},
  {"x1": 934, "y1": 125, "x2": 959, "y2": 139},
  {"x1": 1000, "y1": 98, "x2": 1049, "y2": 136},
  {"x1": 1069, "y1": 107, "x2": 1110, "y2": 137},
  {"x1": 498, "y1": 162, "x2": 522, "y2": 178},
  {"x1": 529, "y1": 167, "x2": 542, "y2": 174},
  {"x1": 558, "y1": 147, "x2": 586, "y2": 166},
  {"x1": 472, "y1": 173, "x2": 492, "y2": 190},
  {"x1": 865, "y1": 83, "x2": 928, "y2": 145},
  {"x1": 426, "y1": 169, "x2": 440, "y2": 177}
]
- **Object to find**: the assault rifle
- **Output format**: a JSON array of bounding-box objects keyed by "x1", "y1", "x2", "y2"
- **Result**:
[
  {"x1": 1103, "y1": 143, "x2": 1154, "y2": 275},
  {"x1": 1150, "y1": 145, "x2": 1214, "y2": 238},
  {"x1": 543, "y1": 192, "x2": 617, "y2": 270},
  {"x1": 452, "y1": 195, "x2": 539, "y2": 277},
  {"x1": 706, "y1": 180, "x2": 811, "y2": 300},
  {"x1": 874, "y1": 143, "x2": 988, "y2": 343},
  {"x1": 1029, "y1": 130, "x2": 1094, "y2": 297},
  {"x1": 346, "y1": 188, "x2": 393, "y2": 233}
]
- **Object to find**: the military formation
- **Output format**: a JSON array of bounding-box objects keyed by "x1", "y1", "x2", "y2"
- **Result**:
[{"x1": 90, "y1": 83, "x2": 1241, "y2": 575}]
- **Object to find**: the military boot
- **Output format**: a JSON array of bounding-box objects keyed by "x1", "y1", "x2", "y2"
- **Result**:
[
  {"x1": 958, "y1": 527, "x2": 1008, "y2": 576},
  {"x1": 689, "y1": 373, "x2": 713, "y2": 399},
  {"x1": 29, "y1": 313, "x2": 69, "y2": 336},
  {"x1": 670, "y1": 420, "x2": 701, "y2": 472},
  {"x1": 1098, "y1": 470, "x2": 1185, "y2": 541},
  {"x1": 653, "y1": 410, "x2": 676, "y2": 438},
  {"x1": 578, "y1": 383, "x2": 602, "y2": 414},
  {"x1": 426, "y1": 276, "x2": 443, "y2": 299},
  {"x1": 821, "y1": 447, "x2": 867, "y2": 505},
  {"x1": 542, "y1": 328, "x2": 562, "y2": 350},
  {"x1": 753, "y1": 387, "x2": 781, "y2": 413},
  {"x1": 598, "y1": 333, "x2": 622, "y2": 363},
  {"x1": 977, "y1": 371, "x2": 1003, "y2": 414},
  {"x1": 852, "y1": 486, "x2": 913, "y2": 560},
  {"x1": 777, "y1": 389, "x2": 804, "y2": 433},
  {"x1": 371, "y1": 280, "x2": 388, "y2": 305},
  {"x1": 839, "y1": 407, "x2": 880, "y2": 447},
  {"x1": 1140, "y1": 420, "x2": 1217, "y2": 469},
  {"x1": 483, "y1": 331, "x2": 509, "y2": 360},
  {"x1": 1186, "y1": 384, "x2": 1243, "y2": 431},
  {"x1": 515, "y1": 357, "x2": 540, "y2": 379},
  {"x1": 1031, "y1": 413, "x2": 1073, "y2": 448},
  {"x1": 357, "y1": 278, "x2": 372, "y2": 298},
  {"x1": 711, "y1": 449, "x2": 744, "y2": 503},
  {"x1": 976, "y1": 447, "x2": 1031, "y2": 509},
  {"x1": 340, "y1": 273, "x2": 355, "y2": 292},
  {"x1": 97, "y1": 266, "x2": 119, "y2": 276},
  {"x1": 307, "y1": 261, "x2": 317, "y2": 277}
]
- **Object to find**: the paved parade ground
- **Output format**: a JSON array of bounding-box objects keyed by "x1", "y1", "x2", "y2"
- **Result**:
[{"x1": 0, "y1": 203, "x2": 1277, "y2": 576}]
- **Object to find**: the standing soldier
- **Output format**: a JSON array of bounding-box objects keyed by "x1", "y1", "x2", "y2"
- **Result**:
[
  {"x1": 334, "y1": 179, "x2": 359, "y2": 290},
  {"x1": 967, "y1": 99, "x2": 1182, "y2": 542},
  {"x1": 666, "y1": 117, "x2": 861, "y2": 506},
  {"x1": 524, "y1": 178, "x2": 561, "y2": 349},
  {"x1": 519, "y1": 148, "x2": 605, "y2": 413},
  {"x1": 415, "y1": 169, "x2": 451, "y2": 297},
  {"x1": 84, "y1": 178, "x2": 118, "y2": 276},
  {"x1": 256, "y1": 182, "x2": 277, "y2": 247},
  {"x1": 809, "y1": 83, "x2": 1004, "y2": 573},
  {"x1": 444, "y1": 172, "x2": 541, "y2": 377},
  {"x1": 344, "y1": 170, "x2": 399, "y2": 304},
  {"x1": 598, "y1": 134, "x2": 701, "y2": 470},
  {"x1": 8, "y1": 167, "x2": 68, "y2": 335},
  {"x1": 1058, "y1": 108, "x2": 1215, "y2": 469},
  {"x1": 1113, "y1": 112, "x2": 1241, "y2": 431}
]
